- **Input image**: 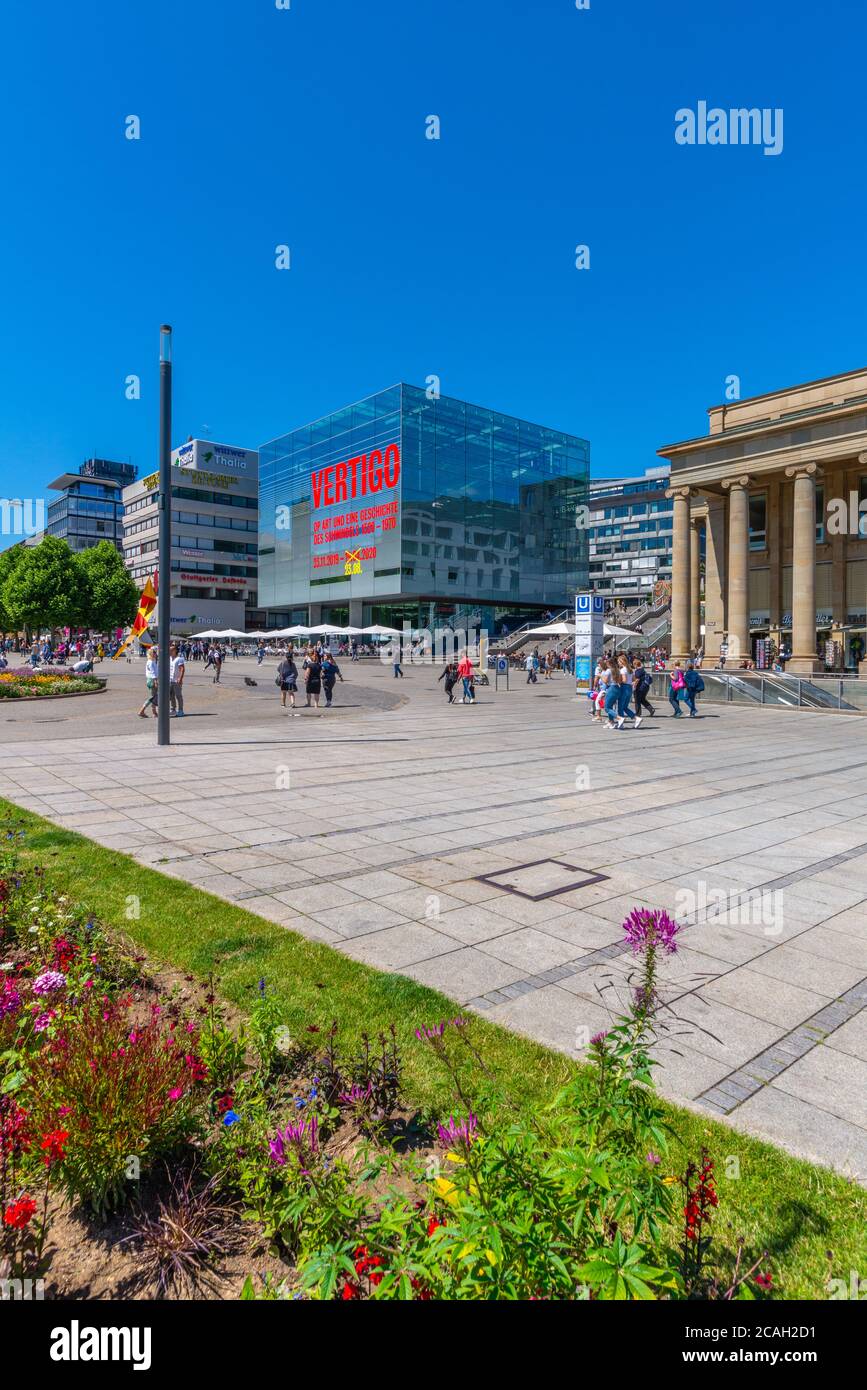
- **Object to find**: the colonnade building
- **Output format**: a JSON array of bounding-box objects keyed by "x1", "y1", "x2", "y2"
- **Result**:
[{"x1": 658, "y1": 368, "x2": 867, "y2": 672}]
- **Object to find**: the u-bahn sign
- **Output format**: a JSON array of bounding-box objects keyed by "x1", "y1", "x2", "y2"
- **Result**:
[{"x1": 575, "y1": 593, "x2": 604, "y2": 687}]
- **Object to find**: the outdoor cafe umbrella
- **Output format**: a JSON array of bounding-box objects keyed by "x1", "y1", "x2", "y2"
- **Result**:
[
  {"x1": 360, "y1": 624, "x2": 401, "y2": 637},
  {"x1": 523, "y1": 620, "x2": 640, "y2": 640}
]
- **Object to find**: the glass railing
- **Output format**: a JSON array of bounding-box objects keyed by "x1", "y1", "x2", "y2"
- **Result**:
[{"x1": 648, "y1": 672, "x2": 867, "y2": 712}]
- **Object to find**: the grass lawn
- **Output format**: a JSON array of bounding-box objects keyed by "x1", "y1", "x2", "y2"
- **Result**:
[{"x1": 3, "y1": 797, "x2": 865, "y2": 1299}]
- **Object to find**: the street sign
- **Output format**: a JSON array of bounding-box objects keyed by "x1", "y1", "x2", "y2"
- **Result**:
[{"x1": 575, "y1": 593, "x2": 604, "y2": 688}]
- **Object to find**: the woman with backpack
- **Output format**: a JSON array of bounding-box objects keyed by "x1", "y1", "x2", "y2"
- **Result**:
[
  {"x1": 632, "y1": 658, "x2": 655, "y2": 726},
  {"x1": 683, "y1": 660, "x2": 704, "y2": 717}
]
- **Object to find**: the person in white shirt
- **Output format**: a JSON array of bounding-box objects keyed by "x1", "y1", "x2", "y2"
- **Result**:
[
  {"x1": 169, "y1": 642, "x2": 186, "y2": 717},
  {"x1": 593, "y1": 662, "x2": 610, "y2": 721},
  {"x1": 138, "y1": 648, "x2": 159, "y2": 719}
]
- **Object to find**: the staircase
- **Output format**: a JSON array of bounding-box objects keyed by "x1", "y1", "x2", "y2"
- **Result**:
[{"x1": 496, "y1": 608, "x2": 571, "y2": 656}]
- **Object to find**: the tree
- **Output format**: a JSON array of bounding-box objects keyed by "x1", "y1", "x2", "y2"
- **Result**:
[
  {"x1": 76, "y1": 541, "x2": 139, "y2": 633},
  {"x1": 1, "y1": 535, "x2": 84, "y2": 634},
  {"x1": 0, "y1": 544, "x2": 26, "y2": 632}
]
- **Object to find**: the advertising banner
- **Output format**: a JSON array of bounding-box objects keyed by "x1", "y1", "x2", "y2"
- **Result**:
[{"x1": 309, "y1": 441, "x2": 401, "y2": 586}]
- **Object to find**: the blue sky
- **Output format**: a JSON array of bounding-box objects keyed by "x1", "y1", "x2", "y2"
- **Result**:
[{"x1": 1, "y1": 0, "x2": 865, "y2": 544}]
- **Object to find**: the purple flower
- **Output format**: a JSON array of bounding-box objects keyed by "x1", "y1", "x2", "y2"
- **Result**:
[
  {"x1": 437, "y1": 1112, "x2": 478, "y2": 1148},
  {"x1": 269, "y1": 1116, "x2": 319, "y2": 1166},
  {"x1": 646, "y1": 1151, "x2": 661, "y2": 1166},
  {"x1": 338, "y1": 1082, "x2": 372, "y2": 1106},
  {"x1": 590, "y1": 1030, "x2": 609, "y2": 1048},
  {"x1": 32, "y1": 1011, "x2": 54, "y2": 1033},
  {"x1": 32, "y1": 969, "x2": 66, "y2": 996},
  {"x1": 0, "y1": 979, "x2": 22, "y2": 1019},
  {"x1": 414, "y1": 1021, "x2": 446, "y2": 1041},
  {"x1": 622, "y1": 908, "x2": 680, "y2": 957},
  {"x1": 633, "y1": 985, "x2": 657, "y2": 1012}
]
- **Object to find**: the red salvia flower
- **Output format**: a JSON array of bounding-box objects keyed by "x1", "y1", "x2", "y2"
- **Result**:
[
  {"x1": 40, "y1": 1129, "x2": 69, "y2": 1166},
  {"x1": 3, "y1": 1195, "x2": 37, "y2": 1229}
]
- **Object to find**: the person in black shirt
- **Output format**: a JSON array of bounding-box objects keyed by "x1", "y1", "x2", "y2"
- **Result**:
[{"x1": 303, "y1": 650, "x2": 322, "y2": 708}]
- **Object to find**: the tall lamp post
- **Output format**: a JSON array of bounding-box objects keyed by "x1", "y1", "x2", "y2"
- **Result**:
[{"x1": 157, "y1": 325, "x2": 173, "y2": 747}]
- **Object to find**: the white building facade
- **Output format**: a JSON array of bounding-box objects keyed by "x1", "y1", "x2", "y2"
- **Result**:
[{"x1": 121, "y1": 440, "x2": 259, "y2": 635}]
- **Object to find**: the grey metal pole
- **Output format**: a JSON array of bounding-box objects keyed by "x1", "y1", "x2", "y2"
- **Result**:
[{"x1": 157, "y1": 325, "x2": 173, "y2": 747}]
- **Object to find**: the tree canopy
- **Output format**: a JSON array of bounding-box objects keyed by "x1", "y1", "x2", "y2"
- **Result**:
[
  {"x1": 0, "y1": 545, "x2": 26, "y2": 631},
  {"x1": 0, "y1": 536, "x2": 139, "y2": 634},
  {"x1": 76, "y1": 540, "x2": 140, "y2": 632}
]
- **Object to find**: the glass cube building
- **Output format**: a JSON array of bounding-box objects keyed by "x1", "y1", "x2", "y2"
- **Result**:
[{"x1": 258, "y1": 384, "x2": 589, "y2": 636}]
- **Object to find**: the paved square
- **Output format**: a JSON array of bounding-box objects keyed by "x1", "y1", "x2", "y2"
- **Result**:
[{"x1": 1, "y1": 654, "x2": 865, "y2": 1184}]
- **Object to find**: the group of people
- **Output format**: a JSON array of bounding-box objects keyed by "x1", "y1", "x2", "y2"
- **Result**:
[
  {"x1": 522, "y1": 647, "x2": 572, "y2": 682},
  {"x1": 137, "y1": 643, "x2": 187, "y2": 719},
  {"x1": 7, "y1": 636, "x2": 113, "y2": 667},
  {"x1": 587, "y1": 654, "x2": 704, "y2": 728},
  {"x1": 275, "y1": 646, "x2": 344, "y2": 710},
  {"x1": 436, "y1": 652, "x2": 477, "y2": 704}
]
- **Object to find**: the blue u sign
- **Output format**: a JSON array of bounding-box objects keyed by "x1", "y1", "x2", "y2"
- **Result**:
[{"x1": 576, "y1": 595, "x2": 591, "y2": 612}]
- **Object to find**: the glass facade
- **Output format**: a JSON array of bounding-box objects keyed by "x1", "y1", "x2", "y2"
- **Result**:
[
  {"x1": 259, "y1": 384, "x2": 589, "y2": 633},
  {"x1": 46, "y1": 459, "x2": 137, "y2": 554}
]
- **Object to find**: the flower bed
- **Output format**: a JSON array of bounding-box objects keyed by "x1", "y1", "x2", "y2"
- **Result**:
[
  {"x1": 0, "y1": 830, "x2": 779, "y2": 1302},
  {"x1": 0, "y1": 668, "x2": 103, "y2": 698}
]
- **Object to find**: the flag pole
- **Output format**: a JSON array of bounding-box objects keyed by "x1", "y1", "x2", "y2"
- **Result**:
[{"x1": 157, "y1": 325, "x2": 173, "y2": 747}]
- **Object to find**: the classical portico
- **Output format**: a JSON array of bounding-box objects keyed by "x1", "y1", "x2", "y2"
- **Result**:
[{"x1": 660, "y1": 368, "x2": 867, "y2": 672}]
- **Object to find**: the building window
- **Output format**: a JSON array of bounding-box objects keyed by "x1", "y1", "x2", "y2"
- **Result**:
[{"x1": 749, "y1": 494, "x2": 767, "y2": 551}]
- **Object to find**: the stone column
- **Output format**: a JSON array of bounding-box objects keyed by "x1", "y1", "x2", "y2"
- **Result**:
[
  {"x1": 666, "y1": 485, "x2": 692, "y2": 659},
  {"x1": 690, "y1": 519, "x2": 701, "y2": 652},
  {"x1": 785, "y1": 462, "x2": 822, "y2": 674},
  {"x1": 703, "y1": 496, "x2": 726, "y2": 662},
  {"x1": 722, "y1": 475, "x2": 751, "y2": 663}
]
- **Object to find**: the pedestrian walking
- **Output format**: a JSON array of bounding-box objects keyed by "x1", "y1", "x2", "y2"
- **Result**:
[
  {"x1": 437, "y1": 661, "x2": 459, "y2": 703},
  {"x1": 321, "y1": 654, "x2": 344, "y2": 707},
  {"x1": 631, "y1": 657, "x2": 655, "y2": 726},
  {"x1": 138, "y1": 646, "x2": 159, "y2": 719},
  {"x1": 212, "y1": 644, "x2": 223, "y2": 683},
  {"x1": 169, "y1": 641, "x2": 186, "y2": 717},
  {"x1": 303, "y1": 649, "x2": 322, "y2": 708},
  {"x1": 602, "y1": 659, "x2": 623, "y2": 729},
  {"x1": 669, "y1": 662, "x2": 687, "y2": 716},
  {"x1": 683, "y1": 660, "x2": 704, "y2": 717},
  {"x1": 457, "y1": 651, "x2": 475, "y2": 703},
  {"x1": 276, "y1": 652, "x2": 298, "y2": 709},
  {"x1": 616, "y1": 654, "x2": 636, "y2": 724}
]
